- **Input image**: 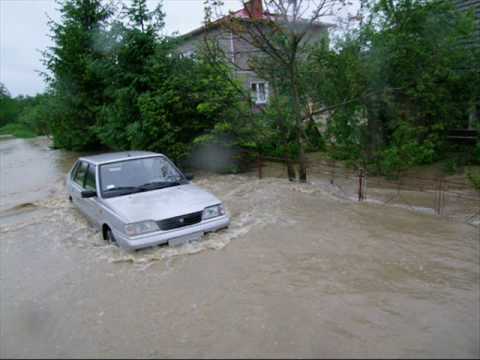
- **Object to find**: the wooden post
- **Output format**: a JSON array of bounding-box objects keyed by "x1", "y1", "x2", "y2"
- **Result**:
[
  {"x1": 358, "y1": 168, "x2": 364, "y2": 201},
  {"x1": 363, "y1": 170, "x2": 367, "y2": 200},
  {"x1": 438, "y1": 180, "x2": 444, "y2": 216},
  {"x1": 257, "y1": 154, "x2": 263, "y2": 179},
  {"x1": 330, "y1": 159, "x2": 335, "y2": 185},
  {"x1": 434, "y1": 178, "x2": 442, "y2": 215}
]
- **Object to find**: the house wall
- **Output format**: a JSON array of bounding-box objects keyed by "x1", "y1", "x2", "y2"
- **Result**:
[
  {"x1": 177, "y1": 28, "x2": 232, "y2": 59},
  {"x1": 232, "y1": 24, "x2": 329, "y2": 71},
  {"x1": 177, "y1": 23, "x2": 329, "y2": 104}
]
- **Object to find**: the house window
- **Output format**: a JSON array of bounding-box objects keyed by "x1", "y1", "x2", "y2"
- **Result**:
[
  {"x1": 250, "y1": 81, "x2": 268, "y2": 104},
  {"x1": 182, "y1": 49, "x2": 196, "y2": 58}
]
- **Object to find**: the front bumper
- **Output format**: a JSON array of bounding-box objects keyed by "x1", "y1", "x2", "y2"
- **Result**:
[{"x1": 112, "y1": 215, "x2": 230, "y2": 251}]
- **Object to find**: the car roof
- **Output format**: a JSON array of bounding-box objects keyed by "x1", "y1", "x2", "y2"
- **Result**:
[{"x1": 79, "y1": 151, "x2": 164, "y2": 165}]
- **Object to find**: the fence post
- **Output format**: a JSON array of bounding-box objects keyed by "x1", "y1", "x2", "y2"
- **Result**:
[
  {"x1": 363, "y1": 170, "x2": 367, "y2": 200},
  {"x1": 434, "y1": 178, "x2": 444, "y2": 216},
  {"x1": 330, "y1": 159, "x2": 336, "y2": 185},
  {"x1": 439, "y1": 180, "x2": 444, "y2": 216},
  {"x1": 257, "y1": 154, "x2": 263, "y2": 179},
  {"x1": 358, "y1": 168, "x2": 364, "y2": 201},
  {"x1": 285, "y1": 155, "x2": 295, "y2": 182}
]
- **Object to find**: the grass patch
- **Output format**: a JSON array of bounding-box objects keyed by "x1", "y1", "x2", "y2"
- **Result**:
[{"x1": 0, "y1": 123, "x2": 37, "y2": 138}]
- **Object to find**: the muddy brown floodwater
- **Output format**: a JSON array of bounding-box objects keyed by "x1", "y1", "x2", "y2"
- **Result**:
[{"x1": 1, "y1": 137, "x2": 479, "y2": 358}]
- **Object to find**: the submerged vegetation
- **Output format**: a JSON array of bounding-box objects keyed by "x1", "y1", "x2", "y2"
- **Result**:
[{"x1": 1, "y1": 0, "x2": 478, "y2": 180}]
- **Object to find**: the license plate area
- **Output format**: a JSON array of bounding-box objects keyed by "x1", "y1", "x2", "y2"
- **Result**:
[{"x1": 168, "y1": 232, "x2": 203, "y2": 247}]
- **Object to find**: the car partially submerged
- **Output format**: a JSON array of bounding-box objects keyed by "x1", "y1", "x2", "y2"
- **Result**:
[{"x1": 66, "y1": 151, "x2": 230, "y2": 251}]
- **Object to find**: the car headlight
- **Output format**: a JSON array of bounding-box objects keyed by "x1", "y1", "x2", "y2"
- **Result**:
[
  {"x1": 124, "y1": 220, "x2": 159, "y2": 237},
  {"x1": 202, "y1": 204, "x2": 225, "y2": 220}
]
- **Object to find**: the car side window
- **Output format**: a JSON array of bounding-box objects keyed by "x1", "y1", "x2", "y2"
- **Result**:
[
  {"x1": 70, "y1": 161, "x2": 80, "y2": 180},
  {"x1": 84, "y1": 164, "x2": 97, "y2": 191},
  {"x1": 73, "y1": 161, "x2": 88, "y2": 187}
]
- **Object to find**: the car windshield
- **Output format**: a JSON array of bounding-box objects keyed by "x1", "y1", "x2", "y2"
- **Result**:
[{"x1": 100, "y1": 156, "x2": 185, "y2": 198}]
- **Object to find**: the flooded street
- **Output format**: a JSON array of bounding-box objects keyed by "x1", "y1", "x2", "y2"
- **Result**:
[{"x1": 1, "y1": 137, "x2": 479, "y2": 358}]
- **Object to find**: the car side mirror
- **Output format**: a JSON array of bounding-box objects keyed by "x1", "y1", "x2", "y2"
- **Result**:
[
  {"x1": 81, "y1": 190, "x2": 97, "y2": 198},
  {"x1": 185, "y1": 173, "x2": 194, "y2": 181}
]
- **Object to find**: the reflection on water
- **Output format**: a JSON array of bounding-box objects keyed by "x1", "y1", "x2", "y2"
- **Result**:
[{"x1": 1, "y1": 137, "x2": 479, "y2": 358}]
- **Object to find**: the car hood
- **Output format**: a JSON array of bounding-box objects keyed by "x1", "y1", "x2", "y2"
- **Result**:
[{"x1": 103, "y1": 184, "x2": 221, "y2": 223}]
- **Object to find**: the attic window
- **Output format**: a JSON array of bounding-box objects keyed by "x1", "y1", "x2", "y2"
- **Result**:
[{"x1": 250, "y1": 81, "x2": 268, "y2": 104}]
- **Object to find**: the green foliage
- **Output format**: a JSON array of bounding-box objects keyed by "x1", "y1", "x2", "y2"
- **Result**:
[
  {"x1": 123, "y1": 0, "x2": 164, "y2": 32},
  {"x1": 17, "y1": 95, "x2": 54, "y2": 136},
  {"x1": 36, "y1": 0, "x2": 244, "y2": 163},
  {"x1": 367, "y1": 0, "x2": 479, "y2": 130},
  {"x1": 326, "y1": 109, "x2": 366, "y2": 161},
  {"x1": 0, "y1": 84, "x2": 53, "y2": 138},
  {"x1": 258, "y1": 96, "x2": 296, "y2": 157},
  {"x1": 441, "y1": 149, "x2": 474, "y2": 175},
  {"x1": 0, "y1": 89, "x2": 18, "y2": 127},
  {"x1": 17, "y1": 0, "x2": 475, "y2": 179},
  {"x1": 43, "y1": 0, "x2": 113, "y2": 150},
  {"x1": 0, "y1": 85, "x2": 38, "y2": 128},
  {"x1": 95, "y1": 0, "x2": 165, "y2": 150},
  {"x1": 379, "y1": 121, "x2": 436, "y2": 175},
  {"x1": 306, "y1": 0, "x2": 479, "y2": 174},
  {"x1": 474, "y1": 143, "x2": 480, "y2": 164},
  {"x1": 137, "y1": 53, "x2": 244, "y2": 161},
  {"x1": 0, "y1": 123, "x2": 37, "y2": 138},
  {"x1": 442, "y1": 158, "x2": 459, "y2": 175},
  {"x1": 90, "y1": 0, "x2": 243, "y2": 162},
  {"x1": 466, "y1": 167, "x2": 480, "y2": 191}
]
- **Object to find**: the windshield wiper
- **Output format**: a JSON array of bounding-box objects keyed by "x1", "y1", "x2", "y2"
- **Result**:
[
  {"x1": 103, "y1": 182, "x2": 183, "y2": 198},
  {"x1": 103, "y1": 186, "x2": 141, "y2": 196},
  {"x1": 138, "y1": 181, "x2": 182, "y2": 191}
]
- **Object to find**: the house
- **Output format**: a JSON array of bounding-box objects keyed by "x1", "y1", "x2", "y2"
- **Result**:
[{"x1": 177, "y1": 0, "x2": 330, "y2": 107}]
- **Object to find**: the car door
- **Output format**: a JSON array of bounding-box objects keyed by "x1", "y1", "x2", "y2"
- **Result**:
[
  {"x1": 82, "y1": 163, "x2": 101, "y2": 227},
  {"x1": 70, "y1": 161, "x2": 89, "y2": 213}
]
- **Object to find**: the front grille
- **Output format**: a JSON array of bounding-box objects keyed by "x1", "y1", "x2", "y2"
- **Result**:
[{"x1": 157, "y1": 211, "x2": 203, "y2": 231}]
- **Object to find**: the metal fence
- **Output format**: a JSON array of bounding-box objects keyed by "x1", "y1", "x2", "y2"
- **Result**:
[{"x1": 250, "y1": 154, "x2": 480, "y2": 227}]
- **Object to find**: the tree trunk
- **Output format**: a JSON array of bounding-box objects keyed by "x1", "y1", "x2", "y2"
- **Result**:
[
  {"x1": 298, "y1": 135, "x2": 307, "y2": 182},
  {"x1": 290, "y1": 64, "x2": 307, "y2": 182},
  {"x1": 286, "y1": 155, "x2": 295, "y2": 181},
  {"x1": 366, "y1": 99, "x2": 384, "y2": 162},
  {"x1": 468, "y1": 100, "x2": 478, "y2": 129}
]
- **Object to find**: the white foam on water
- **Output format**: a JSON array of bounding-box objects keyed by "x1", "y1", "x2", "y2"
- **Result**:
[
  {"x1": 4, "y1": 172, "x2": 475, "y2": 269},
  {"x1": 0, "y1": 174, "x2": 349, "y2": 266},
  {"x1": 104, "y1": 194, "x2": 287, "y2": 267}
]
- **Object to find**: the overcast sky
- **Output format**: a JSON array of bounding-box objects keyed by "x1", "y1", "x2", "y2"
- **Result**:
[{"x1": 0, "y1": 0, "x2": 244, "y2": 97}]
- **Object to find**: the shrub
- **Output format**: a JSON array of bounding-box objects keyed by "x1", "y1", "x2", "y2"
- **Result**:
[
  {"x1": 474, "y1": 143, "x2": 480, "y2": 164},
  {"x1": 442, "y1": 158, "x2": 458, "y2": 175},
  {"x1": 0, "y1": 122, "x2": 36, "y2": 138},
  {"x1": 466, "y1": 167, "x2": 480, "y2": 191},
  {"x1": 379, "y1": 122, "x2": 436, "y2": 176}
]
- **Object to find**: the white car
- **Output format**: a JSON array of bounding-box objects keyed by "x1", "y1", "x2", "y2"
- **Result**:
[{"x1": 66, "y1": 151, "x2": 230, "y2": 251}]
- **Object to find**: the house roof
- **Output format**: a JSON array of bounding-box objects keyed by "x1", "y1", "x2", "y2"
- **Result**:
[{"x1": 180, "y1": 2, "x2": 334, "y2": 40}]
